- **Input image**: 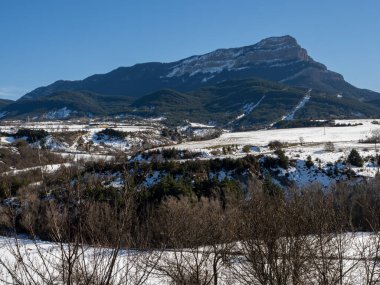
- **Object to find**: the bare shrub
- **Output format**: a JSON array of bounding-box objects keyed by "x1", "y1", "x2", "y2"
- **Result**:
[
  {"x1": 153, "y1": 197, "x2": 236, "y2": 285},
  {"x1": 324, "y1": 141, "x2": 335, "y2": 152}
]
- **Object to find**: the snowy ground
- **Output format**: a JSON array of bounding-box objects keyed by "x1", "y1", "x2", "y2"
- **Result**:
[
  {"x1": 0, "y1": 121, "x2": 165, "y2": 156},
  {"x1": 172, "y1": 119, "x2": 380, "y2": 150},
  {"x1": 0, "y1": 233, "x2": 379, "y2": 284},
  {"x1": 2, "y1": 119, "x2": 380, "y2": 187},
  {"x1": 167, "y1": 119, "x2": 380, "y2": 187},
  {"x1": 0, "y1": 163, "x2": 72, "y2": 176},
  {"x1": 0, "y1": 121, "x2": 157, "y2": 133}
]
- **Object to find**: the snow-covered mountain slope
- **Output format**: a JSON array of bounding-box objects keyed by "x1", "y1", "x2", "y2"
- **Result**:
[
  {"x1": 234, "y1": 95, "x2": 266, "y2": 121},
  {"x1": 166, "y1": 36, "x2": 310, "y2": 78},
  {"x1": 282, "y1": 89, "x2": 312, "y2": 121}
]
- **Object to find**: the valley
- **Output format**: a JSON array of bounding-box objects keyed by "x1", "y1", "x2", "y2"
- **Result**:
[{"x1": 1, "y1": 118, "x2": 379, "y2": 189}]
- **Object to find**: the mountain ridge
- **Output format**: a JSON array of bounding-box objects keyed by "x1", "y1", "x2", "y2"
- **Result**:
[
  {"x1": 2, "y1": 35, "x2": 379, "y2": 126},
  {"x1": 19, "y1": 35, "x2": 377, "y2": 101}
]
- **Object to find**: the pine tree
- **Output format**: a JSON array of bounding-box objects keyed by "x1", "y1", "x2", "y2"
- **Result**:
[
  {"x1": 347, "y1": 149, "x2": 364, "y2": 167},
  {"x1": 305, "y1": 155, "x2": 314, "y2": 168}
]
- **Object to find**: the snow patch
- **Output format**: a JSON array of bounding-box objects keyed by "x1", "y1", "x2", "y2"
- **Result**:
[
  {"x1": 234, "y1": 95, "x2": 266, "y2": 121},
  {"x1": 202, "y1": 75, "x2": 215, "y2": 82},
  {"x1": 282, "y1": 89, "x2": 311, "y2": 121},
  {"x1": 143, "y1": 171, "x2": 163, "y2": 187},
  {"x1": 44, "y1": 107, "x2": 72, "y2": 120},
  {"x1": 189, "y1": 122, "x2": 215, "y2": 128}
]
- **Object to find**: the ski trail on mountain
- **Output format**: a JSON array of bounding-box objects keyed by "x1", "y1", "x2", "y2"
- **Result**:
[
  {"x1": 282, "y1": 89, "x2": 312, "y2": 121},
  {"x1": 234, "y1": 94, "x2": 266, "y2": 121}
]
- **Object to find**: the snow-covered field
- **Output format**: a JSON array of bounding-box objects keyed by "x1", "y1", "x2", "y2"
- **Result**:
[
  {"x1": 0, "y1": 233, "x2": 379, "y2": 284},
  {"x1": 167, "y1": 119, "x2": 380, "y2": 187},
  {"x1": 0, "y1": 121, "x2": 156, "y2": 133},
  {"x1": 2, "y1": 119, "x2": 380, "y2": 188},
  {"x1": 0, "y1": 121, "x2": 164, "y2": 156},
  {"x1": 172, "y1": 119, "x2": 380, "y2": 150}
]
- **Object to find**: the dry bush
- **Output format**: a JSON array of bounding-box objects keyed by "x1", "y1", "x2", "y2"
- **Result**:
[
  {"x1": 231, "y1": 190, "x2": 311, "y2": 285},
  {"x1": 0, "y1": 167, "x2": 158, "y2": 285},
  {"x1": 152, "y1": 197, "x2": 237, "y2": 285},
  {"x1": 2, "y1": 161, "x2": 380, "y2": 284}
]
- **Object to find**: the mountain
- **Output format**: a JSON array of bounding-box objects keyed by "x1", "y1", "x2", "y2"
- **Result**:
[
  {"x1": 0, "y1": 99, "x2": 12, "y2": 109},
  {"x1": 19, "y1": 35, "x2": 378, "y2": 101},
  {"x1": 2, "y1": 35, "x2": 379, "y2": 125},
  {"x1": 131, "y1": 78, "x2": 380, "y2": 128},
  {"x1": 2, "y1": 78, "x2": 379, "y2": 129},
  {"x1": 0, "y1": 99, "x2": 13, "y2": 118},
  {"x1": 131, "y1": 78, "x2": 307, "y2": 127},
  {"x1": 4, "y1": 78, "x2": 309, "y2": 125},
  {"x1": 3, "y1": 91, "x2": 133, "y2": 119}
]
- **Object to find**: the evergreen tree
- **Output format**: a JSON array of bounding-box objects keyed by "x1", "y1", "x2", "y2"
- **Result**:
[
  {"x1": 274, "y1": 149, "x2": 289, "y2": 169},
  {"x1": 305, "y1": 155, "x2": 314, "y2": 168},
  {"x1": 262, "y1": 177, "x2": 284, "y2": 198},
  {"x1": 347, "y1": 149, "x2": 364, "y2": 167}
]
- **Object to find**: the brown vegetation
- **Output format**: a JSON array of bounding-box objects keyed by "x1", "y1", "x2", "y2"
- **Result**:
[{"x1": 1, "y1": 158, "x2": 380, "y2": 283}]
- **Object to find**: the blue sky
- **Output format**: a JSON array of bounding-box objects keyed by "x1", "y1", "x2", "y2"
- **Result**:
[{"x1": 0, "y1": 0, "x2": 379, "y2": 100}]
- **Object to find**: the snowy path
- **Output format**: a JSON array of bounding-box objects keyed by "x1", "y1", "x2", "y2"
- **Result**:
[
  {"x1": 282, "y1": 89, "x2": 311, "y2": 121},
  {"x1": 235, "y1": 94, "x2": 266, "y2": 121}
]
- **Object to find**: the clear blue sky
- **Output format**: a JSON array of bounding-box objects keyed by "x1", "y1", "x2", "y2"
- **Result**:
[{"x1": 0, "y1": 0, "x2": 379, "y2": 100}]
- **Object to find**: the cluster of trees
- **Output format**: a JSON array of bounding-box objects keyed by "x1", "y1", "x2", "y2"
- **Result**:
[
  {"x1": 138, "y1": 148, "x2": 204, "y2": 161},
  {"x1": 0, "y1": 128, "x2": 50, "y2": 143},
  {"x1": 95, "y1": 128, "x2": 128, "y2": 140},
  {"x1": 272, "y1": 119, "x2": 326, "y2": 129},
  {"x1": 83, "y1": 155, "x2": 259, "y2": 206},
  {"x1": 268, "y1": 140, "x2": 287, "y2": 150},
  {"x1": 161, "y1": 127, "x2": 182, "y2": 141},
  {"x1": 262, "y1": 149, "x2": 290, "y2": 170},
  {"x1": 0, "y1": 140, "x2": 65, "y2": 173},
  {"x1": 2, "y1": 173, "x2": 380, "y2": 284},
  {"x1": 272, "y1": 119, "x2": 364, "y2": 130}
]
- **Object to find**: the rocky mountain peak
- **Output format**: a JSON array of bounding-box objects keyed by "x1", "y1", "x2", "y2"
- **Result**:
[
  {"x1": 166, "y1": 35, "x2": 311, "y2": 78},
  {"x1": 255, "y1": 35, "x2": 298, "y2": 48}
]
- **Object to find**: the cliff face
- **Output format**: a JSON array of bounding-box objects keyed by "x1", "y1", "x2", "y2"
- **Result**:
[{"x1": 166, "y1": 36, "x2": 313, "y2": 78}]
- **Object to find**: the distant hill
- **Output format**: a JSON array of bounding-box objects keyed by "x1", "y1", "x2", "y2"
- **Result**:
[
  {"x1": 2, "y1": 77, "x2": 380, "y2": 129},
  {"x1": 3, "y1": 91, "x2": 133, "y2": 119},
  {"x1": 0, "y1": 99, "x2": 12, "y2": 109},
  {"x1": 131, "y1": 78, "x2": 380, "y2": 129}
]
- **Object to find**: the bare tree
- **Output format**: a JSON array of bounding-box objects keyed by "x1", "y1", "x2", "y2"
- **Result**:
[
  {"x1": 303, "y1": 186, "x2": 358, "y2": 285},
  {"x1": 370, "y1": 129, "x2": 380, "y2": 154},
  {"x1": 370, "y1": 129, "x2": 380, "y2": 173},
  {"x1": 324, "y1": 141, "x2": 335, "y2": 152},
  {"x1": 0, "y1": 165, "x2": 159, "y2": 285},
  {"x1": 354, "y1": 181, "x2": 380, "y2": 284},
  {"x1": 153, "y1": 197, "x2": 235, "y2": 285},
  {"x1": 231, "y1": 189, "x2": 313, "y2": 285},
  {"x1": 299, "y1": 136, "x2": 305, "y2": 146}
]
